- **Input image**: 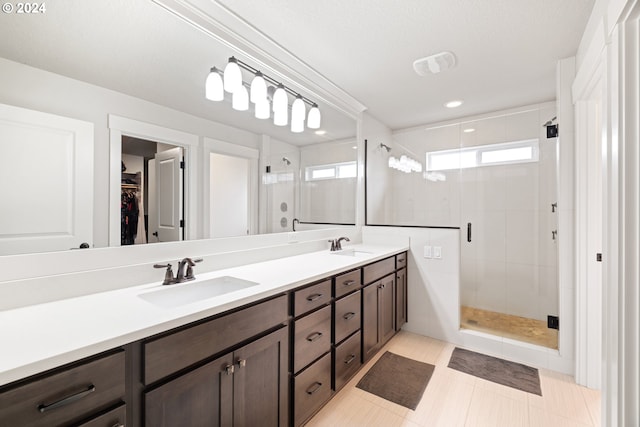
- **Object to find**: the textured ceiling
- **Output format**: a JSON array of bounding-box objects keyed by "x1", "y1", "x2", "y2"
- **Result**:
[{"x1": 0, "y1": 0, "x2": 593, "y2": 142}]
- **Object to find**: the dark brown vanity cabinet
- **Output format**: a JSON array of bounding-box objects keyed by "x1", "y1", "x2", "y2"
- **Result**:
[
  {"x1": 291, "y1": 280, "x2": 333, "y2": 427},
  {"x1": 0, "y1": 350, "x2": 126, "y2": 427},
  {"x1": 396, "y1": 267, "x2": 408, "y2": 330},
  {"x1": 142, "y1": 295, "x2": 289, "y2": 427},
  {"x1": 362, "y1": 252, "x2": 408, "y2": 362},
  {"x1": 145, "y1": 326, "x2": 288, "y2": 427}
]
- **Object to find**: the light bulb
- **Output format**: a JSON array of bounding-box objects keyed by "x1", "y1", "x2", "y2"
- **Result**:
[
  {"x1": 291, "y1": 117, "x2": 304, "y2": 133},
  {"x1": 307, "y1": 104, "x2": 321, "y2": 129},
  {"x1": 232, "y1": 85, "x2": 249, "y2": 111},
  {"x1": 223, "y1": 57, "x2": 242, "y2": 93},
  {"x1": 274, "y1": 108, "x2": 288, "y2": 126},
  {"x1": 205, "y1": 67, "x2": 224, "y2": 101},
  {"x1": 272, "y1": 84, "x2": 288, "y2": 114},
  {"x1": 250, "y1": 72, "x2": 267, "y2": 104},
  {"x1": 291, "y1": 95, "x2": 306, "y2": 123},
  {"x1": 255, "y1": 99, "x2": 270, "y2": 119}
]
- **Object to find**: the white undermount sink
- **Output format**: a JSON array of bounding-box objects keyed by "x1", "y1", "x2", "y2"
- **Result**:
[
  {"x1": 138, "y1": 276, "x2": 260, "y2": 308},
  {"x1": 331, "y1": 249, "x2": 372, "y2": 257}
]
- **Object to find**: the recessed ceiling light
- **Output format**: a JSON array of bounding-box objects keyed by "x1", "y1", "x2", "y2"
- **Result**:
[
  {"x1": 463, "y1": 128, "x2": 475, "y2": 133},
  {"x1": 445, "y1": 100, "x2": 463, "y2": 108},
  {"x1": 352, "y1": 145, "x2": 357, "y2": 150},
  {"x1": 314, "y1": 130, "x2": 326, "y2": 135}
]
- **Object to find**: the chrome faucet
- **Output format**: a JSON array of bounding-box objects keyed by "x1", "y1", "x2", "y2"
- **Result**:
[
  {"x1": 328, "y1": 236, "x2": 351, "y2": 251},
  {"x1": 154, "y1": 257, "x2": 203, "y2": 285}
]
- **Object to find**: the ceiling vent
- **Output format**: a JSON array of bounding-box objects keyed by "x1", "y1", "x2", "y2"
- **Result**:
[{"x1": 413, "y1": 51, "x2": 457, "y2": 76}]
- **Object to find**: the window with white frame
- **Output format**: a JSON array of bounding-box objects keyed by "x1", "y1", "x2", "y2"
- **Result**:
[
  {"x1": 425, "y1": 139, "x2": 539, "y2": 171},
  {"x1": 305, "y1": 161, "x2": 357, "y2": 181}
]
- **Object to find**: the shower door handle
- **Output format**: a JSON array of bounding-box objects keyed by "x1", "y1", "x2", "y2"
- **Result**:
[{"x1": 467, "y1": 223, "x2": 472, "y2": 243}]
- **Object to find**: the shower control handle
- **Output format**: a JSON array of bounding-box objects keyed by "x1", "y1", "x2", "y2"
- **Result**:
[{"x1": 467, "y1": 222, "x2": 472, "y2": 243}]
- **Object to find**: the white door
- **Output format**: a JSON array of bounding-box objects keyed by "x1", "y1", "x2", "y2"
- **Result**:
[
  {"x1": 153, "y1": 147, "x2": 183, "y2": 242},
  {"x1": 210, "y1": 152, "x2": 249, "y2": 237},
  {"x1": 0, "y1": 103, "x2": 93, "y2": 255}
]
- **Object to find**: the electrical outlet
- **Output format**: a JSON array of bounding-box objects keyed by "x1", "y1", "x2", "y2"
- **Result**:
[
  {"x1": 423, "y1": 245, "x2": 432, "y2": 258},
  {"x1": 433, "y1": 246, "x2": 442, "y2": 259}
]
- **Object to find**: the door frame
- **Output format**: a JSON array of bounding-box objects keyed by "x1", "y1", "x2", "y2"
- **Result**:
[
  {"x1": 202, "y1": 137, "x2": 259, "y2": 238},
  {"x1": 108, "y1": 115, "x2": 199, "y2": 247}
]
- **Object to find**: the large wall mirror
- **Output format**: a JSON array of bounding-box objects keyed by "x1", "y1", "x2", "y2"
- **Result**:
[{"x1": 0, "y1": 1, "x2": 357, "y2": 256}]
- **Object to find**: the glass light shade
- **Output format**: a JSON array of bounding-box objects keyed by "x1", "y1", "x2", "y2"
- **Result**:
[
  {"x1": 273, "y1": 108, "x2": 288, "y2": 126},
  {"x1": 250, "y1": 73, "x2": 267, "y2": 104},
  {"x1": 223, "y1": 57, "x2": 242, "y2": 93},
  {"x1": 205, "y1": 67, "x2": 224, "y2": 101},
  {"x1": 307, "y1": 105, "x2": 321, "y2": 129},
  {"x1": 291, "y1": 96, "x2": 306, "y2": 123},
  {"x1": 232, "y1": 85, "x2": 249, "y2": 111},
  {"x1": 272, "y1": 85, "x2": 288, "y2": 114},
  {"x1": 291, "y1": 117, "x2": 304, "y2": 133},
  {"x1": 255, "y1": 99, "x2": 270, "y2": 119}
]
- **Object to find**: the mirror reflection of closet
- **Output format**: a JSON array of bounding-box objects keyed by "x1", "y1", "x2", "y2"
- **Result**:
[{"x1": 121, "y1": 136, "x2": 184, "y2": 245}]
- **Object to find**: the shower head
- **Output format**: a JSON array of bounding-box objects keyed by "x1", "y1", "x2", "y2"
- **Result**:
[
  {"x1": 542, "y1": 116, "x2": 557, "y2": 127},
  {"x1": 282, "y1": 157, "x2": 291, "y2": 166},
  {"x1": 379, "y1": 143, "x2": 391, "y2": 152}
]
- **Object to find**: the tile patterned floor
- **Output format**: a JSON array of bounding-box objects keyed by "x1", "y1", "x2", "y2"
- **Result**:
[{"x1": 307, "y1": 331, "x2": 600, "y2": 427}]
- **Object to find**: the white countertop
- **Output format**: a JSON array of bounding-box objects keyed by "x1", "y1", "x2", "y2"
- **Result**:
[{"x1": 0, "y1": 243, "x2": 407, "y2": 387}]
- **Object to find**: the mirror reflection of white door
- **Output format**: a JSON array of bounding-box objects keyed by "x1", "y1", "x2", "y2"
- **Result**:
[
  {"x1": 0, "y1": 104, "x2": 94, "y2": 255},
  {"x1": 210, "y1": 152, "x2": 249, "y2": 237},
  {"x1": 148, "y1": 147, "x2": 183, "y2": 242}
]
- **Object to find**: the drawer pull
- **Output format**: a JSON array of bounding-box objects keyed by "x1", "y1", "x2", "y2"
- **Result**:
[
  {"x1": 225, "y1": 364, "x2": 235, "y2": 375},
  {"x1": 344, "y1": 354, "x2": 357, "y2": 365},
  {"x1": 306, "y1": 381, "x2": 323, "y2": 395},
  {"x1": 306, "y1": 332, "x2": 323, "y2": 342},
  {"x1": 111, "y1": 424, "x2": 125, "y2": 427},
  {"x1": 37, "y1": 384, "x2": 95, "y2": 413},
  {"x1": 237, "y1": 359, "x2": 247, "y2": 368},
  {"x1": 343, "y1": 312, "x2": 356, "y2": 320},
  {"x1": 342, "y1": 280, "x2": 356, "y2": 287},
  {"x1": 306, "y1": 293, "x2": 323, "y2": 302}
]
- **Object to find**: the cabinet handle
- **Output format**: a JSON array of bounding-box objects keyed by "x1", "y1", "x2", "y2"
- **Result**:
[
  {"x1": 111, "y1": 424, "x2": 125, "y2": 427},
  {"x1": 342, "y1": 280, "x2": 356, "y2": 287},
  {"x1": 306, "y1": 332, "x2": 323, "y2": 342},
  {"x1": 225, "y1": 364, "x2": 235, "y2": 375},
  {"x1": 306, "y1": 381, "x2": 323, "y2": 395},
  {"x1": 37, "y1": 384, "x2": 95, "y2": 413},
  {"x1": 237, "y1": 359, "x2": 246, "y2": 368},
  {"x1": 344, "y1": 354, "x2": 357, "y2": 365},
  {"x1": 306, "y1": 293, "x2": 323, "y2": 302},
  {"x1": 343, "y1": 312, "x2": 356, "y2": 320}
]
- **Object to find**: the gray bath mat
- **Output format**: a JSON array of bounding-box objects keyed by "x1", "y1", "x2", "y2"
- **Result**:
[
  {"x1": 448, "y1": 347, "x2": 542, "y2": 395},
  {"x1": 356, "y1": 351, "x2": 435, "y2": 410}
]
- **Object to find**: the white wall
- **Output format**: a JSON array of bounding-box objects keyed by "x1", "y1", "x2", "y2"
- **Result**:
[
  {"x1": 0, "y1": 57, "x2": 261, "y2": 248},
  {"x1": 362, "y1": 113, "x2": 394, "y2": 224}
]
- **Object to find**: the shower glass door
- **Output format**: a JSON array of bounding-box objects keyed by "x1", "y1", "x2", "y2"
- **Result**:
[{"x1": 458, "y1": 108, "x2": 559, "y2": 349}]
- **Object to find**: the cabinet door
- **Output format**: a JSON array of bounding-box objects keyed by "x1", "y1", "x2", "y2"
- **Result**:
[
  {"x1": 362, "y1": 281, "x2": 379, "y2": 362},
  {"x1": 395, "y1": 267, "x2": 407, "y2": 330},
  {"x1": 233, "y1": 327, "x2": 289, "y2": 427},
  {"x1": 144, "y1": 354, "x2": 233, "y2": 427},
  {"x1": 379, "y1": 273, "x2": 396, "y2": 346}
]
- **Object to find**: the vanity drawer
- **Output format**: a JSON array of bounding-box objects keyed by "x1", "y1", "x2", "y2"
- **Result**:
[
  {"x1": 293, "y1": 279, "x2": 331, "y2": 317},
  {"x1": 293, "y1": 305, "x2": 332, "y2": 373},
  {"x1": 334, "y1": 331, "x2": 362, "y2": 391},
  {"x1": 334, "y1": 290, "x2": 361, "y2": 344},
  {"x1": 396, "y1": 251, "x2": 407, "y2": 269},
  {"x1": 363, "y1": 256, "x2": 395, "y2": 285},
  {"x1": 144, "y1": 294, "x2": 288, "y2": 384},
  {"x1": 294, "y1": 352, "x2": 332, "y2": 427},
  {"x1": 0, "y1": 350, "x2": 125, "y2": 427},
  {"x1": 334, "y1": 268, "x2": 362, "y2": 298},
  {"x1": 78, "y1": 403, "x2": 126, "y2": 427}
]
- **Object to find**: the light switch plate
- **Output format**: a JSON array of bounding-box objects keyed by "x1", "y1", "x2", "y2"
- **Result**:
[
  {"x1": 433, "y1": 246, "x2": 442, "y2": 259},
  {"x1": 423, "y1": 245, "x2": 432, "y2": 258}
]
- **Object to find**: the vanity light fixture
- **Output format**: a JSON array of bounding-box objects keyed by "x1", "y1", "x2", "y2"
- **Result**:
[
  {"x1": 206, "y1": 56, "x2": 322, "y2": 133},
  {"x1": 388, "y1": 155, "x2": 423, "y2": 173}
]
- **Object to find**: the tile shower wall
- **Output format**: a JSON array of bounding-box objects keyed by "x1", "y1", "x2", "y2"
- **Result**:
[{"x1": 390, "y1": 102, "x2": 558, "y2": 322}]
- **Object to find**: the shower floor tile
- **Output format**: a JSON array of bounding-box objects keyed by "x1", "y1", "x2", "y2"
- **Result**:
[{"x1": 460, "y1": 306, "x2": 558, "y2": 349}]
